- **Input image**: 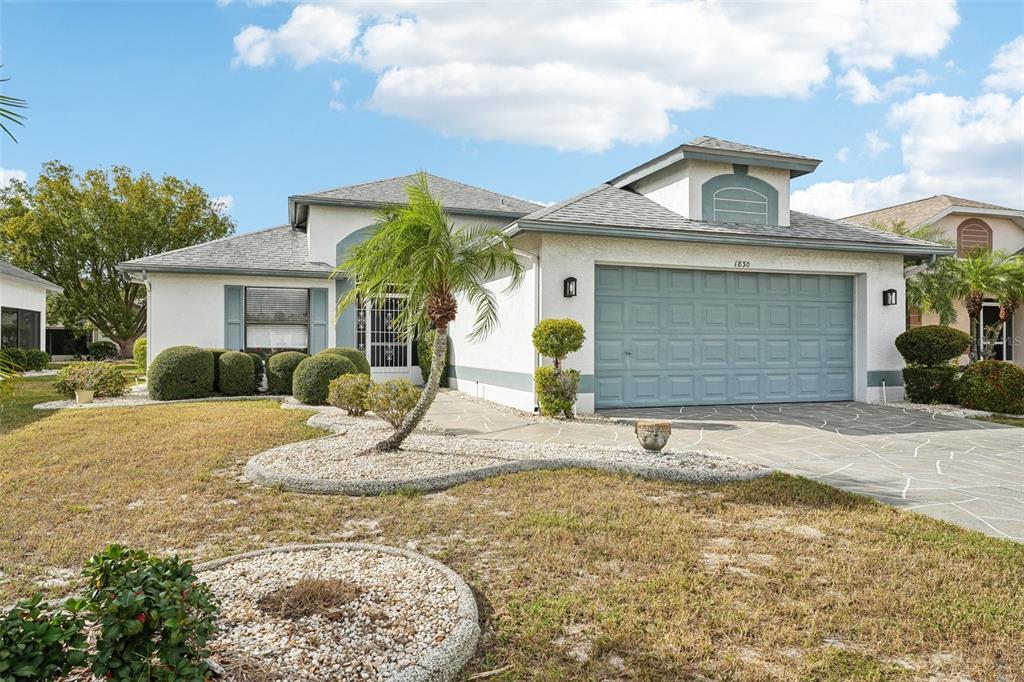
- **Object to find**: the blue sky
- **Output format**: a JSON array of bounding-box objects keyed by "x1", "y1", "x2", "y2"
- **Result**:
[{"x1": 1, "y1": 1, "x2": 1021, "y2": 233}]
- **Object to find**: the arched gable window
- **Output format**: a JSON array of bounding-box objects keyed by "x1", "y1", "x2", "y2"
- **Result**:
[
  {"x1": 700, "y1": 173, "x2": 779, "y2": 225},
  {"x1": 957, "y1": 218, "x2": 992, "y2": 256}
]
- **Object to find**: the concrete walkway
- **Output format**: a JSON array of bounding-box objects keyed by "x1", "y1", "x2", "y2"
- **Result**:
[{"x1": 425, "y1": 392, "x2": 1024, "y2": 541}]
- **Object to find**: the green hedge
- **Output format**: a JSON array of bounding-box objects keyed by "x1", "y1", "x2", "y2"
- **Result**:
[
  {"x1": 957, "y1": 360, "x2": 1024, "y2": 414},
  {"x1": 23, "y1": 349, "x2": 50, "y2": 371},
  {"x1": 903, "y1": 366, "x2": 959, "y2": 404},
  {"x1": 317, "y1": 347, "x2": 370, "y2": 375},
  {"x1": 2, "y1": 347, "x2": 26, "y2": 370},
  {"x1": 328, "y1": 373, "x2": 372, "y2": 415},
  {"x1": 54, "y1": 362, "x2": 130, "y2": 398},
  {"x1": 895, "y1": 325, "x2": 971, "y2": 367},
  {"x1": 368, "y1": 378, "x2": 421, "y2": 428},
  {"x1": 88, "y1": 340, "x2": 119, "y2": 360},
  {"x1": 293, "y1": 354, "x2": 356, "y2": 405},
  {"x1": 534, "y1": 366, "x2": 581, "y2": 418},
  {"x1": 266, "y1": 351, "x2": 308, "y2": 395},
  {"x1": 246, "y1": 352, "x2": 264, "y2": 388},
  {"x1": 219, "y1": 351, "x2": 256, "y2": 396},
  {"x1": 206, "y1": 348, "x2": 230, "y2": 391},
  {"x1": 417, "y1": 330, "x2": 449, "y2": 384},
  {"x1": 133, "y1": 338, "x2": 147, "y2": 371},
  {"x1": 148, "y1": 346, "x2": 214, "y2": 401}
]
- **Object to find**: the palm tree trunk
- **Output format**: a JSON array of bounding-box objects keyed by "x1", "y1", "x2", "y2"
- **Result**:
[{"x1": 373, "y1": 324, "x2": 448, "y2": 452}]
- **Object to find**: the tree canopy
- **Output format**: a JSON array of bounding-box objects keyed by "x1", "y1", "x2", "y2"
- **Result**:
[{"x1": 0, "y1": 162, "x2": 234, "y2": 354}]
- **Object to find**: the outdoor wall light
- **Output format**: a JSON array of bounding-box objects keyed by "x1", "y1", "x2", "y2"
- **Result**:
[
  {"x1": 563, "y1": 276, "x2": 577, "y2": 298},
  {"x1": 882, "y1": 289, "x2": 898, "y2": 306}
]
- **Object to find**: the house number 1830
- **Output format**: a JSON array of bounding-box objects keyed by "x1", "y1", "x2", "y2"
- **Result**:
[{"x1": 734, "y1": 260, "x2": 751, "y2": 268}]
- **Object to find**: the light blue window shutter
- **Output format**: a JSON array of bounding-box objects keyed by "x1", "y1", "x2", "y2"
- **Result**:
[
  {"x1": 309, "y1": 288, "x2": 328, "y2": 355},
  {"x1": 224, "y1": 285, "x2": 244, "y2": 350}
]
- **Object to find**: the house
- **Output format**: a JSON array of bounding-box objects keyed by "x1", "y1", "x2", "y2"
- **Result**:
[
  {"x1": 119, "y1": 137, "x2": 953, "y2": 412},
  {"x1": 1, "y1": 259, "x2": 62, "y2": 353},
  {"x1": 844, "y1": 195, "x2": 1024, "y2": 364}
]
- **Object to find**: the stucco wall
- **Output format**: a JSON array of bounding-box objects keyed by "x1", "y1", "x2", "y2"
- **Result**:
[
  {"x1": 632, "y1": 160, "x2": 792, "y2": 226},
  {"x1": 930, "y1": 213, "x2": 1024, "y2": 253},
  {"x1": 0, "y1": 276, "x2": 48, "y2": 351}
]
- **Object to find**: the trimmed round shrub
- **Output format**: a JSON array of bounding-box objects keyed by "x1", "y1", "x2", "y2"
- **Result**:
[
  {"x1": 206, "y1": 348, "x2": 230, "y2": 391},
  {"x1": 328, "y1": 373, "x2": 373, "y2": 415},
  {"x1": 957, "y1": 360, "x2": 1024, "y2": 414},
  {"x1": 148, "y1": 345, "x2": 214, "y2": 401},
  {"x1": 292, "y1": 354, "x2": 356, "y2": 405},
  {"x1": 246, "y1": 352, "x2": 264, "y2": 388},
  {"x1": 87, "y1": 340, "x2": 119, "y2": 360},
  {"x1": 2, "y1": 346, "x2": 27, "y2": 370},
  {"x1": 219, "y1": 351, "x2": 256, "y2": 396},
  {"x1": 54, "y1": 362, "x2": 130, "y2": 398},
  {"x1": 417, "y1": 329, "x2": 449, "y2": 384},
  {"x1": 133, "y1": 337, "x2": 147, "y2": 371},
  {"x1": 266, "y1": 351, "x2": 308, "y2": 395},
  {"x1": 534, "y1": 366, "x2": 581, "y2": 418},
  {"x1": 532, "y1": 319, "x2": 586, "y2": 368},
  {"x1": 895, "y1": 325, "x2": 971, "y2": 367},
  {"x1": 317, "y1": 347, "x2": 370, "y2": 375},
  {"x1": 368, "y1": 378, "x2": 421, "y2": 428},
  {"x1": 903, "y1": 366, "x2": 959, "y2": 405},
  {"x1": 24, "y1": 348, "x2": 50, "y2": 371}
]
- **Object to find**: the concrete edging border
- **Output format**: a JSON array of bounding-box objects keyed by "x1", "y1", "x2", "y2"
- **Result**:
[{"x1": 195, "y1": 542, "x2": 480, "y2": 682}]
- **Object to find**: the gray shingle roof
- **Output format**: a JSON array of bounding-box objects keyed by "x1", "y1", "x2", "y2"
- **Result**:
[
  {"x1": 843, "y1": 194, "x2": 1023, "y2": 228},
  {"x1": 685, "y1": 136, "x2": 820, "y2": 162},
  {"x1": 1, "y1": 259, "x2": 62, "y2": 291},
  {"x1": 294, "y1": 173, "x2": 541, "y2": 216},
  {"x1": 118, "y1": 226, "x2": 334, "y2": 278},
  {"x1": 517, "y1": 184, "x2": 952, "y2": 255}
]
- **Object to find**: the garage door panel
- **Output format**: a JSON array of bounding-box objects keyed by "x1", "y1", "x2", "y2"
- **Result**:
[{"x1": 595, "y1": 266, "x2": 853, "y2": 407}]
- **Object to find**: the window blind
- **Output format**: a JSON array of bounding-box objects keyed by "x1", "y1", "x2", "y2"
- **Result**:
[{"x1": 245, "y1": 287, "x2": 309, "y2": 324}]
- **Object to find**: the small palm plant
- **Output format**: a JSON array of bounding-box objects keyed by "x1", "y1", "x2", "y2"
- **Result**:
[
  {"x1": 945, "y1": 249, "x2": 1020, "y2": 360},
  {"x1": 337, "y1": 172, "x2": 524, "y2": 452}
]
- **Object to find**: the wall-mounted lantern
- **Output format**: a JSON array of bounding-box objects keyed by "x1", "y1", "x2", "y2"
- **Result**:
[
  {"x1": 882, "y1": 288, "x2": 898, "y2": 306},
  {"x1": 563, "y1": 276, "x2": 577, "y2": 298}
]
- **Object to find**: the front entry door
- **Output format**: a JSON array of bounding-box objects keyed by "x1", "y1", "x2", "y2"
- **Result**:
[
  {"x1": 356, "y1": 295, "x2": 416, "y2": 380},
  {"x1": 979, "y1": 302, "x2": 1012, "y2": 361}
]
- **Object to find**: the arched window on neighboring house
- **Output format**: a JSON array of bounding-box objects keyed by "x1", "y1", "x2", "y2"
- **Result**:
[
  {"x1": 957, "y1": 218, "x2": 993, "y2": 256},
  {"x1": 700, "y1": 173, "x2": 779, "y2": 225}
]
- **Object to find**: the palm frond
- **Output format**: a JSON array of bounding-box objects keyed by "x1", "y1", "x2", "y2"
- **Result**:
[{"x1": 0, "y1": 70, "x2": 27, "y2": 142}]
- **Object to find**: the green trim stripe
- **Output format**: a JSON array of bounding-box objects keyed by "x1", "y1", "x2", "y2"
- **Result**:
[{"x1": 447, "y1": 365, "x2": 594, "y2": 394}]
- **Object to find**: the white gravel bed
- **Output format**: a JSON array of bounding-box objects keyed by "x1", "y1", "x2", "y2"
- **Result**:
[
  {"x1": 197, "y1": 543, "x2": 479, "y2": 682},
  {"x1": 34, "y1": 393, "x2": 290, "y2": 410},
  {"x1": 246, "y1": 412, "x2": 766, "y2": 495},
  {"x1": 884, "y1": 400, "x2": 1024, "y2": 420}
]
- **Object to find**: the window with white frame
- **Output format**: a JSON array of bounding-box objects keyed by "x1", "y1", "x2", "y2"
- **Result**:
[{"x1": 244, "y1": 287, "x2": 309, "y2": 354}]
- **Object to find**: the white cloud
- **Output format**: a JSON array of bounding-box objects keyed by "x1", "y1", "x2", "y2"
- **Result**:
[
  {"x1": 864, "y1": 130, "x2": 891, "y2": 157},
  {"x1": 835, "y1": 147, "x2": 850, "y2": 163},
  {"x1": 0, "y1": 168, "x2": 27, "y2": 188},
  {"x1": 231, "y1": 1, "x2": 958, "y2": 151},
  {"x1": 984, "y1": 35, "x2": 1024, "y2": 93},
  {"x1": 837, "y1": 68, "x2": 930, "y2": 104},
  {"x1": 793, "y1": 91, "x2": 1024, "y2": 217},
  {"x1": 212, "y1": 195, "x2": 235, "y2": 213}
]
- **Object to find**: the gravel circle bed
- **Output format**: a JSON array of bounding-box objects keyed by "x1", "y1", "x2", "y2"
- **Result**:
[
  {"x1": 246, "y1": 410, "x2": 767, "y2": 495},
  {"x1": 34, "y1": 393, "x2": 290, "y2": 410},
  {"x1": 884, "y1": 400, "x2": 1024, "y2": 420},
  {"x1": 197, "y1": 543, "x2": 479, "y2": 682}
]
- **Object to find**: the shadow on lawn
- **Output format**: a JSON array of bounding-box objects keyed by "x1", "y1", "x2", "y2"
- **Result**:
[{"x1": 722, "y1": 472, "x2": 876, "y2": 510}]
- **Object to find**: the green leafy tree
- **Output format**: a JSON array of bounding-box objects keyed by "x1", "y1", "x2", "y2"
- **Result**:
[
  {"x1": 944, "y1": 249, "x2": 1021, "y2": 361},
  {"x1": 338, "y1": 172, "x2": 524, "y2": 452},
  {"x1": 0, "y1": 162, "x2": 234, "y2": 356}
]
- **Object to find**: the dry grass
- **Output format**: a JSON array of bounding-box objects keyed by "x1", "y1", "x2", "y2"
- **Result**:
[
  {"x1": 257, "y1": 578, "x2": 362, "y2": 620},
  {"x1": 2, "y1": 378, "x2": 1022, "y2": 680}
]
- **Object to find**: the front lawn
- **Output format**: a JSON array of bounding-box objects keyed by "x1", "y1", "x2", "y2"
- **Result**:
[{"x1": 1, "y1": 378, "x2": 1021, "y2": 680}]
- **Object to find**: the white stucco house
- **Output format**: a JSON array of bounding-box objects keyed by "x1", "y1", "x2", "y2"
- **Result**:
[
  {"x1": 1, "y1": 259, "x2": 62, "y2": 352},
  {"x1": 119, "y1": 136, "x2": 953, "y2": 412}
]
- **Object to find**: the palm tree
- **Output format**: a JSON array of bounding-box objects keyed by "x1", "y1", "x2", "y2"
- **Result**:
[
  {"x1": 906, "y1": 260, "x2": 958, "y2": 325},
  {"x1": 337, "y1": 172, "x2": 524, "y2": 452},
  {"x1": 945, "y1": 249, "x2": 1020, "y2": 360},
  {"x1": 0, "y1": 67, "x2": 27, "y2": 142},
  {"x1": 0, "y1": 350, "x2": 20, "y2": 422},
  {"x1": 871, "y1": 218, "x2": 953, "y2": 247}
]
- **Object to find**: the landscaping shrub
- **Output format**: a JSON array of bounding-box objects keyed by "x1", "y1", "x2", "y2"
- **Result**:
[
  {"x1": 317, "y1": 347, "x2": 370, "y2": 375},
  {"x1": 133, "y1": 337, "x2": 147, "y2": 371},
  {"x1": 0, "y1": 593, "x2": 87, "y2": 681},
  {"x1": 206, "y1": 348, "x2": 230, "y2": 391},
  {"x1": 2, "y1": 347, "x2": 26, "y2": 370},
  {"x1": 534, "y1": 366, "x2": 581, "y2": 418},
  {"x1": 219, "y1": 351, "x2": 256, "y2": 396},
  {"x1": 266, "y1": 351, "x2": 308, "y2": 395},
  {"x1": 957, "y1": 360, "x2": 1024, "y2": 414},
  {"x1": 532, "y1": 319, "x2": 586, "y2": 371},
  {"x1": 895, "y1": 325, "x2": 971, "y2": 367},
  {"x1": 246, "y1": 352, "x2": 265, "y2": 388},
  {"x1": 87, "y1": 340, "x2": 119, "y2": 360},
  {"x1": 293, "y1": 354, "x2": 356, "y2": 405},
  {"x1": 328, "y1": 373, "x2": 373, "y2": 415},
  {"x1": 903, "y1": 366, "x2": 959, "y2": 404},
  {"x1": 23, "y1": 348, "x2": 50, "y2": 371},
  {"x1": 417, "y1": 329, "x2": 449, "y2": 384},
  {"x1": 82, "y1": 545, "x2": 218, "y2": 682},
  {"x1": 148, "y1": 346, "x2": 214, "y2": 401},
  {"x1": 368, "y1": 378, "x2": 421, "y2": 428},
  {"x1": 54, "y1": 362, "x2": 130, "y2": 398}
]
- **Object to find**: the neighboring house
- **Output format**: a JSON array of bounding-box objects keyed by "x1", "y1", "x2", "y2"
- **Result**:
[
  {"x1": 119, "y1": 137, "x2": 952, "y2": 412},
  {"x1": 1, "y1": 259, "x2": 62, "y2": 353},
  {"x1": 844, "y1": 196, "x2": 1024, "y2": 365}
]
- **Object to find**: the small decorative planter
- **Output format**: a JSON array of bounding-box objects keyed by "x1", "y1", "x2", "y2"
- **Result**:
[
  {"x1": 74, "y1": 389, "x2": 95, "y2": 405},
  {"x1": 634, "y1": 419, "x2": 671, "y2": 452}
]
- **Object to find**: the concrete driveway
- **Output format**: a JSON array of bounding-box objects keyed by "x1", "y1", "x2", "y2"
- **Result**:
[{"x1": 425, "y1": 393, "x2": 1024, "y2": 541}]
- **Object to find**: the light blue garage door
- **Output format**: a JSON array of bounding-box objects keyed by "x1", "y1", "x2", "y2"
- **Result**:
[{"x1": 594, "y1": 266, "x2": 854, "y2": 408}]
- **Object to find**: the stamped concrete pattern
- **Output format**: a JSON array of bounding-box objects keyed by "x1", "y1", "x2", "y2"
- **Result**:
[{"x1": 426, "y1": 393, "x2": 1024, "y2": 541}]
